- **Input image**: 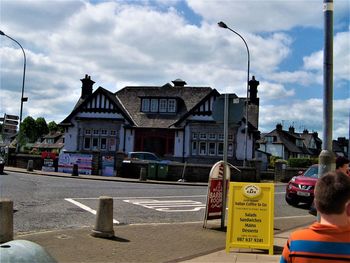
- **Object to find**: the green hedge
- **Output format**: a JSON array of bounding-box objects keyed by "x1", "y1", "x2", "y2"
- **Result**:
[
  {"x1": 288, "y1": 158, "x2": 318, "y2": 168},
  {"x1": 269, "y1": 156, "x2": 284, "y2": 169}
]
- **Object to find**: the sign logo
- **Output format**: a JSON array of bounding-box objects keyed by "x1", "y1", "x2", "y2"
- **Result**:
[{"x1": 242, "y1": 184, "x2": 261, "y2": 198}]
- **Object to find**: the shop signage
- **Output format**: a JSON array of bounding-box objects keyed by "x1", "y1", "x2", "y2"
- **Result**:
[
  {"x1": 102, "y1": 155, "x2": 115, "y2": 176},
  {"x1": 58, "y1": 153, "x2": 93, "y2": 175},
  {"x1": 226, "y1": 182, "x2": 274, "y2": 255},
  {"x1": 41, "y1": 152, "x2": 56, "y2": 172},
  {"x1": 203, "y1": 161, "x2": 230, "y2": 226}
]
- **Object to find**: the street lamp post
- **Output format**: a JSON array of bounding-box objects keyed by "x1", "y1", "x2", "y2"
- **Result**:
[
  {"x1": 218, "y1": 21, "x2": 250, "y2": 167},
  {"x1": 0, "y1": 30, "x2": 27, "y2": 152}
]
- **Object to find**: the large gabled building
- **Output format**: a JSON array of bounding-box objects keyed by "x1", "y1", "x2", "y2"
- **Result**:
[{"x1": 60, "y1": 75, "x2": 260, "y2": 164}]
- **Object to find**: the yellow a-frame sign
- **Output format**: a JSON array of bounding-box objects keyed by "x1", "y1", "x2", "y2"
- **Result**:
[{"x1": 226, "y1": 182, "x2": 274, "y2": 255}]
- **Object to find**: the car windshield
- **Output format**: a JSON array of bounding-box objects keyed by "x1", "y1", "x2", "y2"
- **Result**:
[
  {"x1": 130, "y1": 152, "x2": 160, "y2": 161},
  {"x1": 303, "y1": 166, "x2": 318, "y2": 178}
]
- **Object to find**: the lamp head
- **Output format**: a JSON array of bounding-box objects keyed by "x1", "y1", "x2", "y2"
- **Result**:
[
  {"x1": 218, "y1": 21, "x2": 228, "y2": 29},
  {"x1": 0, "y1": 30, "x2": 5, "y2": 36}
]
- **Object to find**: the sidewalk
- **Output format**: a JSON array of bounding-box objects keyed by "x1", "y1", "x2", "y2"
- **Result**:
[
  {"x1": 14, "y1": 222, "x2": 291, "y2": 263},
  {"x1": 3, "y1": 167, "x2": 295, "y2": 262}
]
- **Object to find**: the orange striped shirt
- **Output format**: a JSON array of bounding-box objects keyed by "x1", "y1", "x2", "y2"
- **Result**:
[{"x1": 280, "y1": 222, "x2": 350, "y2": 263}]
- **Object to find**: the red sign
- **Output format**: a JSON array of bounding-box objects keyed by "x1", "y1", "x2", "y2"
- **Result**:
[
  {"x1": 41, "y1": 152, "x2": 56, "y2": 160},
  {"x1": 204, "y1": 161, "x2": 230, "y2": 223},
  {"x1": 207, "y1": 179, "x2": 224, "y2": 220}
]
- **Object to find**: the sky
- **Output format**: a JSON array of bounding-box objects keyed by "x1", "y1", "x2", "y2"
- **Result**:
[{"x1": 0, "y1": 0, "x2": 349, "y2": 140}]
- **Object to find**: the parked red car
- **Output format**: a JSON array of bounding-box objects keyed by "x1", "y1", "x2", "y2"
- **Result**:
[{"x1": 285, "y1": 164, "x2": 318, "y2": 206}]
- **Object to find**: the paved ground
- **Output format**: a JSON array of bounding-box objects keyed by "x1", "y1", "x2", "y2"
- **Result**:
[
  {"x1": 11, "y1": 221, "x2": 294, "y2": 263},
  {"x1": 1, "y1": 167, "x2": 311, "y2": 262}
]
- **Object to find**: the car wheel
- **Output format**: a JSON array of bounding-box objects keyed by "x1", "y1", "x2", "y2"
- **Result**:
[{"x1": 285, "y1": 196, "x2": 299, "y2": 206}]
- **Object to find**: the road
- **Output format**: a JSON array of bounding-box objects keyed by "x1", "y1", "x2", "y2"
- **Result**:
[{"x1": 0, "y1": 171, "x2": 315, "y2": 235}]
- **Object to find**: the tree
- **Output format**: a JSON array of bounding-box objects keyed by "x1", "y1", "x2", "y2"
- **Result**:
[
  {"x1": 48, "y1": 121, "x2": 58, "y2": 132},
  {"x1": 20, "y1": 116, "x2": 37, "y2": 143},
  {"x1": 35, "y1": 117, "x2": 49, "y2": 139}
]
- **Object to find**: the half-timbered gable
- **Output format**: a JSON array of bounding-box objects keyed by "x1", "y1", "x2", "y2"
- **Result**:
[{"x1": 60, "y1": 75, "x2": 260, "y2": 165}]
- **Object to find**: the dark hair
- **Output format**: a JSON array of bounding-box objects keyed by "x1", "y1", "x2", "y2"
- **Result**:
[
  {"x1": 315, "y1": 171, "x2": 350, "y2": 214},
  {"x1": 336, "y1": 156, "x2": 350, "y2": 169}
]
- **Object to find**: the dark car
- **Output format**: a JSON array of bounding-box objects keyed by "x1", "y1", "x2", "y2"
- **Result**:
[
  {"x1": 285, "y1": 164, "x2": 318, "y2": 206},
  {"x1": 123, "y1": 152, "x2": 172, "y2": 164}
]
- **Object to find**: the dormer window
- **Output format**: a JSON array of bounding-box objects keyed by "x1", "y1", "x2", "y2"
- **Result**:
[
  {"x1": 150, "y1": 99, "x2": 158, "y2": 112},
  {"x1": 141, "y1": 98, "x2": 150, "y2": 112},
  {"x1": 141, "y1": 97, "x2": 177, "y2": 113},
  {"x1": 168, "y1": 99, "x2": 176, "y2": 112},
  {"x1": 296, "y1": 139, "x2": 303, "y2": 147},
  {"x1": 159, "y1": 99, "x2": 167, "y2": 112}
]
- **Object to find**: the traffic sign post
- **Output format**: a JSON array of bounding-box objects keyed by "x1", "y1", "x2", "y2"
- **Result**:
[{"x1": 1, "y1": 114, "x2": 19, "y2": 135}]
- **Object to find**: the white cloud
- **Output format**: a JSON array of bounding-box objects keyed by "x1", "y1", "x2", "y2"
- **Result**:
[
  {"x1": 259, "y1": 82, "x2": 295, "y2": 101},
  {"x1": 303, "y1": 29, "x2": 350, "y2": 82},
  {"x1": 259, "y1": 98, "x2": 350, "y2": 139},
  {"x1": 186, "y1": 0, "x2": 349, "y2": 32},
  {"x1": 0, "y1": 0, "x2": 348, "y2": 139}
]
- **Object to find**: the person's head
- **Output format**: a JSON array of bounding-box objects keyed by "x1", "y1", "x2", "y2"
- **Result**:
[
  {"x1": 315, "y1": 171, "x2": 350, "y2": 215},
  {"x1": 336, "y1": 156, "x2": 350, "y2": 175}
]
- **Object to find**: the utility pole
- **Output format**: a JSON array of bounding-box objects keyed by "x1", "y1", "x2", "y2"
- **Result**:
[{"x1": 318, "y1": 0, "x2": 335, "y2": 203}]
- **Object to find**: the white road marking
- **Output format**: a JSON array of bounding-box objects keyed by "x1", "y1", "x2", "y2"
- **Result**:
[
  {"x1": 123, "y1": 199, "x2": 206, "y2": 212},
  {"x1": 65, "y1": 198, "x2": 119, "y2": 224},
  {"x1": 70, "y1": 195, "x2": 207, "y2": 200}
]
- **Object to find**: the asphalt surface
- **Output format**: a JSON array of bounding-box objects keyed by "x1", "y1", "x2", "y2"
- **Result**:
[{"x1": 1, "y1": 166, "x2": 316, "y2": 263}]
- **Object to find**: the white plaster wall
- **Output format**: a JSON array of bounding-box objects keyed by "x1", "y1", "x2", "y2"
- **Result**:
[
  {"x1": 63, "y1": 119, "x2": 78, "y2": 151},
  {"x1": 124, "y1": 129, "x2": 134, "y2": 153},
  {"x1": 184, "y1": 125, "x2": 191, "y2": 157},
  {"x1": 76, "y1": 112, "x2": 124, "y2": 119},
  {"x1": 235, "y1": 123, "x2": 254, "y2": 160},
  {"x1": 187, "y1": 115, "x2": 214, "y2": 121},
  {"x1": 174, "y1": 130, "x2": 183, "y2": 157},
  {"x1": 266, "y1": 144, "x2": 284, "y2": 158},
  {"x1": 118, "y1": 127, "x2": 125, "y2": 152}
]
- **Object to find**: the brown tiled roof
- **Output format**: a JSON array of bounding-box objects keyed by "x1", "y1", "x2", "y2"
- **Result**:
[{"x1": 115, "y1": 83, "x2": 218, "y2": 128}]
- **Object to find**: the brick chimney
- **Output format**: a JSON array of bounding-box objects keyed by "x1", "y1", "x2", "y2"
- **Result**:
[
  {"x1": 81, "y1": 74, "x2": 95, "y2": 99},
  {"x1": 289, "y1": 126, "x2": 295, "y2": 134},
  {"x1": 248, "y1": 76, "x2": 259, "y2": 105},
  {"x1": 172, "y1": 79, "x2": 187, "y2": 87},
  {"x1": 276, "y1": 123, "x2": 283, "y2": 131}
]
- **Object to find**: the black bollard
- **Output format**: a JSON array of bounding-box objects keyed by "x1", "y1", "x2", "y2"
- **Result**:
[
  {"x1": 27, "y1": 160, "x2": 34, "y2": 172},
  {"x1": 72, "y1": 164, "x2": 79, "y2": 176}
]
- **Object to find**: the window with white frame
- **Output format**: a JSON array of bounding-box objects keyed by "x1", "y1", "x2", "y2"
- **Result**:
[
  {"x1": 200, "y1": 133, "x2": 207, "y2": 140},
  {"x1": 228, "y1": 143, "x2": 233, "y2": 157},
  {"x1": 199, "y1": 142, "x2": 207, "y2": 155},
  {"x1": 208, "y1": 142, "x2": 216, "y2": 155},
  {"x1": 217, "y1": 142, "x2": 224, "y2": 156},
  {"x1": 141, "y1": 98, "x2": 150, "y2": 112},
  {"x1": 46, "y1": 138, "x2": 54, "y2": 144},
  {"x1": 228, "y1": 134, "x2": 233, "y2": 141},
  {"x1": 192, "y1": 133, "x2": 198, "y2": 140},
  {"x1": 208, "y1": 133, "x2": 216, "y2": 140},
  {"x1": 100, "y1": 138, "x2": 107, "y2": 150},
  {"x1": 84, "y1": 138, "x2": 91, "y2": 149},
  {"x1": 192, "y1": 141, "x2": 197, "y2": 155},
  {"x1": 150, "y1": 99, "x2": 158, "y2": 112},
  {"x1": 92, "y1": 138, "x2": 99, "y2": 150},
  {"x1": 218, "y1": 134, "x2": 224, "y2": 141},
  {"x1": 296, "y1": 139, "x2": 303, "y2": 147},
  {"x1": 168, "y1": 99, "x2": 176, "y2": 112},
  {"x1": 93, "y1": 129, "x2": 99, "y2": 135},
  {"x1": 266, "y1": 136, "x2": 274, "y2": 143},
  {"x1": 159, "y1": 99, "x2": 167, "y2": 112},
  {"x1": 85, "y1": 129, "x2": 91, "y2": 135},
  {"x1": 101, "y1": 129, "x2": 107, "y2": 135},
  {"x1": 110, "y1": 130, "x2": 116, "y2": 136}
]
